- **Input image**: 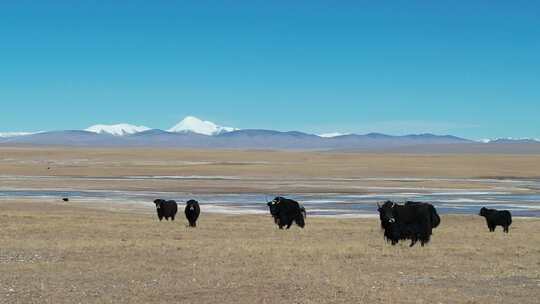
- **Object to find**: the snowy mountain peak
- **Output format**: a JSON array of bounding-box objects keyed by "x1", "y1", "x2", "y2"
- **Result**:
[
  {"x1": 0, "y1": 132, "x2": 39, "y2": 138},
  {"x1": 318, "y1": 132, "x2": 350, "y2": 138},
  {"x1": 85, "y1": 123, "x2": 150, "y2": 136},
  {"x1": 480, "y1": 137, "x2": 540, "y2": 143},
  {"x1": 168, "y1": 116, "x2": 237, "y2": 136}
]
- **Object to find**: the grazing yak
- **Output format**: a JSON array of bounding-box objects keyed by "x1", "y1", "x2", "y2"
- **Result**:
[
  {"x1": 479, "y1": 207, "x2": 512, "y2": 233},
  {"x1": 62, "y1": 198, "x2": 69, "y2": 202},
  {"x1": 404, "y1": 201, "x2": 440, "y2": 228},
  {"x1": 267, "y1": 197, "x2": 305, "y2": 229},
  {"x1": 153, "y1": 199, "x2": 178, "y2": 221},
  {"x1": 377, "y1": 200, "x2": 440, "y2": 247},
  {"x1": 185, "y1": 200, "x2": 201, "y2": 227}
]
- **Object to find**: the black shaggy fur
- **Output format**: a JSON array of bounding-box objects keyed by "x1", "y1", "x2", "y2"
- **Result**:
[
  {"x1": 185, "y1": 200, "x2": 201, "y2": 227},
  {"x1": 153, "y1": 199, "x2": 178, "y2": 221},
  {"x1": 378, "y1": 200, "x2": 440, "y2": 247},
  {"x1": 267, "y1": 197, "x2": 305, "y2": 229},
  {"x1": 404, "y1": 201, "x2": 441, "y2": 228},
  {"x1": 479, "y1": 207, "x2": 512, "y2": 233}
]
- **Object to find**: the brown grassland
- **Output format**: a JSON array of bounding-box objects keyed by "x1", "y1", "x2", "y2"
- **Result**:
[
  {"x1": 2, "y1": 147, "x2": 540, "y2": 179},
  {"x1": 1, "y1": 147, "x2": 540, "y2": 303},
  {"x1": 1, "y1": 147, "x2": 540, "y2": 194},
  {"x1": 1, "y1": 200, "x2": 539, "y2": 304}
]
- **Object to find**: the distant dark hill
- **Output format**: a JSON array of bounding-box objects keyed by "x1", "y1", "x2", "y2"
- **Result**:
[
  {"x1": 387, "y1": 142, "x2": 540, "y2": 154},
  {"x1": 213, "y1": 129, "x2": 324, "y2": 149},
  {"x1": 2, "y1": 128, "x2": 539, "y2": 153},
  {"x1": 0, "y1": 128, "x2": 469, "y2": 149},
  {"x1": 0, "y1": 130, "x2": 115, "y2": 146},
  {"x1": 487, "y1": 138, "x2": 539, "y2": 144}
]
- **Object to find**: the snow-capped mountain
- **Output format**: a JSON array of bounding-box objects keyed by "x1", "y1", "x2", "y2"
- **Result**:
[
  {"x1": 2, "y1": 117, "x2": 539, "y2": 153},
  {"x1": 0, "y1": 132, "x2": 39, "y2": 138},
  {"x1": 318, "y1": 132, "x2": 350, "y2": 138},
  {"x1": 479, "y1": 137, "x2": 540, "y2": 144},
  {"x1": 85, "y1": 123, "x2": 150, "y2": 136},
  {"x1": 168, "y1": 116, "x2": 237, "y2": 136}
]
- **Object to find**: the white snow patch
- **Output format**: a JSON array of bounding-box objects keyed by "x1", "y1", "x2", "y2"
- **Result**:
[
  {"x1": 318, "y1": 132, "x2": 350, "y2": 138},
  {"x1": 168, "y1": 116, "x2": 238, "y2": 136},
  {"x1": 0, "y1": 132, "x2": 40, "y2": 138},
  {"x1": 479, "y1": 137, "x2": 540, "y2": 143},
  {"x1": 85, "y1": 123, "x2": 150, "y2": 136}
]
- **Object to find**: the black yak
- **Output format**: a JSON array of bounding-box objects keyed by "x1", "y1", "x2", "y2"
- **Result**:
[
  {"x1": 62, "y1": 198, "x2": 69, "y2": 202},
  {"x1": 267, "y1": 197, "x2": 305, "y2": 229},
  {"x1": 479, "y1": 207, "x2": 512, "y2": 233},
  {"x1": 377, "y1": 200, "x2": 440, "y2": 247},
  {"x1": 185, "y1": 199, "x2": 200, "y2": 227},
  {"x1": 153, "y1": 199, "x2": 178, "y2": 221},
  {"x1": 404, "y1": 201, "x2": 440, "y2": 228}
]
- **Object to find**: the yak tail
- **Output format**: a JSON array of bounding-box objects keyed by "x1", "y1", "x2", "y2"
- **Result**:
[{"x1": 430, "y1": 205, "x2": 441, "y2": 228}]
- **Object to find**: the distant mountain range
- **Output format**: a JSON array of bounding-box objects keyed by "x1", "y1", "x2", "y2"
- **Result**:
[{"x1": 1, "y1": 116, "x2": 539, "y2": 153}]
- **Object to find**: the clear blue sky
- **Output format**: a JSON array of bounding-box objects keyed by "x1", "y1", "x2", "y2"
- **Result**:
[{"x1": 1, "y1": 1, "x2": 538, "y2": 139}]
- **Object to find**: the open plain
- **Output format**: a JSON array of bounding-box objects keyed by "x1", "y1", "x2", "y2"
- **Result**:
[
  {"x1": 1, "y1": 147, "x2": 540, "y2": 194},
  {"x1": 1, "y1": 147, "x2": 540, "y2": 303},
  {"x1": 1, "y1": 200, "x2": 539, "y2": 304}
]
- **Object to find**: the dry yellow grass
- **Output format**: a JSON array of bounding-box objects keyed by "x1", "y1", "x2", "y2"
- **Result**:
[
  {"x1": 1, "y1": 200, "x2": 539, "y2": 304},
  {"x1": 2, "y1": 146, "x2": 540, "y2": 178},
  {"x1": 1, "y1": 147, "x2": 540, "y2": 194}
]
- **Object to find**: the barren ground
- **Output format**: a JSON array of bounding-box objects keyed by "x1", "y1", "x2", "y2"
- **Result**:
[
  {"x1": 1, "y1": 147, "x2": 539, "y2": 303},
  {"x1": 1, "y1": 147, "x2": 540, "y2": 194},
  {"x1": 1, "y1": 200, "x2": 539, "y2": 304}
]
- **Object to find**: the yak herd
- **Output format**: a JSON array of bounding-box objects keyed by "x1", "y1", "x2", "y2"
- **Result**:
[
  {"x1": 150, "y1": 196, "x2": 512, "y2": 247},
  {"x1": 153, "y1": 198, "x2": 200, "y2": 226}
]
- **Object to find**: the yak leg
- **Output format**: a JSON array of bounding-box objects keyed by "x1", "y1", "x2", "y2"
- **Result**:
[
  {"x1": 279, "y1": 216, "x2": 291, "y2": 229},
  {"x1": 420, "y1": 224, "x2": 431, "y2": 246}
]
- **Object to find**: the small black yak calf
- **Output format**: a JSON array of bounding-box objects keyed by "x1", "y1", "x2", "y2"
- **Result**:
[
  {"x1": 267, "y1": 197, "x2": 305, "y2": 229},
  {"x1": 185, "y1": 200, "x2": 200, "y2": 227},
  {"x1": 377, "y1": 200, "x2": 440, "y2": 247},
  {"x1": 153, "y1": 199, "x2": 178, "y2": 221},
  {"x1": 479, "y1": 207, "x2": 512, "y2": 233}
]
